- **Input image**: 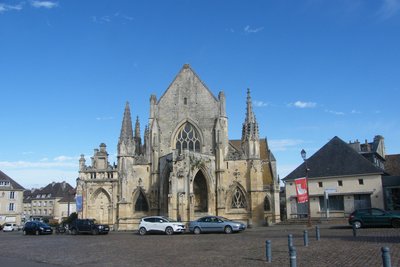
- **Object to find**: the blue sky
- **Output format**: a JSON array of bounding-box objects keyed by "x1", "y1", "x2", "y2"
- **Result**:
[{"x1": 1, "y1": 0, "x2": 399, "y2": 189}]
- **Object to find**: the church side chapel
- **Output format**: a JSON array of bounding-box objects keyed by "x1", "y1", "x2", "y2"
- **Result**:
[{"x1": 77, "y1": 64, "x2": 280, "y2": 230}]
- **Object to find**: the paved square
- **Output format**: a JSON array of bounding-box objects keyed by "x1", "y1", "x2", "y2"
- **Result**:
[{"x1": 1, "y1": 224, "x2": 399, "y2": 266}]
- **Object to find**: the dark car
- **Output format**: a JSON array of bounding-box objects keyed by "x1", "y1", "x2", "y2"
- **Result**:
[
  {"x1": 70, "y1": 219, "x2": 109, "y2": 235},
  {"x1": 23, "y1": 221, "x2": 53, "y2": 235},
  {"x1": 189, "y1": 216, "x2": 246, "y2": 234},
  {"x1": 349, "y1": 208, "x2": 400, "y2": 229}
]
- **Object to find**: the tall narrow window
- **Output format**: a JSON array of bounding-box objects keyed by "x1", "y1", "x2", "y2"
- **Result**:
[
  {"x1": 264, "y1": 196, "x2": 271, "y2": 211},
  {"x1": 135, "y1": 191, "x2": 149, "y2": 212},
  {"x1": 231, "y1": 187, "x2": 247, "y2": 209},
  {"x1": 9, "y1": 203, "x2": 14, "y2": 211},
  {"x1": 175, "y1": 123, "x2": 201, "y2": 153},
  {"x1": 184, "y1": 97, "x2": 187, "y2": 105},
  {"x1": 9, "y1": 191, "x2": 15, "y2": 199}
]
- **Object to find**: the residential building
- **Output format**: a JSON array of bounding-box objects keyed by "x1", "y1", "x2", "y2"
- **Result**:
[
  {"x1": 283, "y1": 136, "x2": 384, "y2": 220},
  {"x1": 77, "y1": 64, "x2": 280, "y2": 230},
  {"x1": 0, "y1": 170, "x2": 24, "y2": 225},
  {"x1": 23, "y1": 181, "x2": 75, "y2": 222}
]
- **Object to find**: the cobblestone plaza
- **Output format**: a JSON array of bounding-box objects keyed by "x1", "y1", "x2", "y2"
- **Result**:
[{"x1": 1, "y1": 224, "x2": 399, "y2": 266}]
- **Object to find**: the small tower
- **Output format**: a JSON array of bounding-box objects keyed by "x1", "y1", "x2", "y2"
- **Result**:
[
  {"x1": 241, "y1": 88, "x2": 260, "y2": 159},
  {"x1": 118, "y1": 102, "x2": 135, "y2": 157},
  {"x1": 134, "y1": 116, "x2": 142, "y2": 155}
]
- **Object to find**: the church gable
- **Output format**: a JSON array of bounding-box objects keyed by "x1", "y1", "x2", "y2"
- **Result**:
[{"x1": 156, "y1": 64, "x2": 221, "y2": 156}]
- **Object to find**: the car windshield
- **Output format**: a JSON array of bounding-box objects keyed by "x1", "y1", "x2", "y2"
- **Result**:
[
  {"x1": 38, "y1": 222, "x2": 48, "y2": 227},
  {"x1": 218, "y1": 217, "x2": 231, "y2": 222}
]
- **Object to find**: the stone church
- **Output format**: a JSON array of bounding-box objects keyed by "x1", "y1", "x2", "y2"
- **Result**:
[{"x1": 76, "y1": 64, "x2": 280, "y2": 230}]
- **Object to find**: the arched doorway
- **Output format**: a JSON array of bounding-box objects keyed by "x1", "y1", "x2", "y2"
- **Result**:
[
  {"x1": 91, "y1": 188, "x2": 111, "y2": 224},
  {"x1": 193, "y1": 171, "x2": 208, "y2": 212}
]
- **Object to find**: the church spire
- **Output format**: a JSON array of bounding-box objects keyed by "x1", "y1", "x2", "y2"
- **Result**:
[
  {"x1": 118, "y1": 102, "x2": 135, "y2": 156},
  {"x1": 241, "y1": 89, "x2": 260, "y2": 159},
  {"x1": 242, "y1": 88, "x2": 259, "y2": 141},
  {"x1": 135, "y1": 116, "x2": 140, "y2": 139},
  {"x1": 120, "y1": 102, "x2": 134, "y2": 141},
  {"x1": 246, "y1": 88, "x2": 256, "y2": 124}
]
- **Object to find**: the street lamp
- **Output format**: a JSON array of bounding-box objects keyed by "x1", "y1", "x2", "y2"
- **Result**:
[{"x1": 301, "y1": 149, "x2": 312, "y2": 227}]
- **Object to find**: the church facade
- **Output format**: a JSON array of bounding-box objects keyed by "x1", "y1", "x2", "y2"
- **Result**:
[{"x1": 76, "y1": 64, "x2": 280, "y2": 230}]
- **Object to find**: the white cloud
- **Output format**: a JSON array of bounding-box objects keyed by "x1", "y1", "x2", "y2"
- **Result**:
[
  {"x1": 289, "y1": 101, "x2": 317, "y2": 109},
  {"x1": 31, "y1": 1, "x2": 58, "y2": 9},
  {"x1": 54, "y1": 155, "x2": 76, "y2": 162},
  {"x1": 92, "y1": 12, "x2": 133, "y2": 24},
  {"x1": 253, "y1": 100, "x2": 268, "y2": 107},
  {"x1": 378, "y1": 0, "x2": 400, "y2": 19},
  {"x1": 0, "y1": 160, "x2": 76, "y2": 168},
  {"x1": 351, "y1": 109, "x2": 361, "y2": 114},
  {"x1": 325, "y1": 109, "x2": 345, "y2": 115},
  {"x1": 269, "y1": 139, "x2": 305, "y2": 152},
  {"x1": 0, "y1": 3, "x2": 23, "y2": 13},
  {"x1": 244, "y1": 25, "x2": 264, "y2": 34},
  {"x1": 96, "y1": 116, "x2": 114, "y2": 121},
  {"x1": 4, "y1": 169, "x2": 77, "y2": 189}
]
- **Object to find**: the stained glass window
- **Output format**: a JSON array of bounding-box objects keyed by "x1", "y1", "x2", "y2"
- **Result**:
[{"x1": 175, "y1": 123, "x2": 201, "y2": 153}]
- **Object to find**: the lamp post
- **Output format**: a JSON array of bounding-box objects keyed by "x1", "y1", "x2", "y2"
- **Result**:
[{"x1": 301, "y1": 149, "x2": 312, "y2": 227}]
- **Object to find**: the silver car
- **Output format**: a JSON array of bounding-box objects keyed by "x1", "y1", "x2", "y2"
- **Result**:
[
  {"x1": 138, "y1": 216, "x2": 185, "y2": 235},
  {"x1": 189, "y1": 216, "x2": 246, "y2": 234}
]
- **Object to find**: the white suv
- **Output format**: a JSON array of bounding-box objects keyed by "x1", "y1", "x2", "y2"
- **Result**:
[{"x1": 138, "y1": 216, "x2": 185, "y2": 235}]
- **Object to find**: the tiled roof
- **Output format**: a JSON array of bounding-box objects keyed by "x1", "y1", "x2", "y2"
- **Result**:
[
  {"x1": 32, "y1": 181, "x2": 74, "y2": 199},
  {"x1": 385, "y1": 154, "x2": 400, "y2": 176},
  {"x1": 283, "y1": 136, "x2": 383, "y2": 181},
  {"x1": 0, "y1": 170, "x2": 25, "y2": 190}
]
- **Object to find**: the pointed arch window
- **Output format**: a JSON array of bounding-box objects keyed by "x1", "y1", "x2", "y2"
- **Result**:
[
  {"x1": 264, "y1": 196, "x2": 271, "y2": 211},
  {"x1": 175, "y1": 123, "x2": 201, "y2": 153},
  {"x1": 231, "y1": 187, "x2": 247, "y2": 209},
  {"x1": 135, "y1": 191, "x2": 149, "y2": 212}
]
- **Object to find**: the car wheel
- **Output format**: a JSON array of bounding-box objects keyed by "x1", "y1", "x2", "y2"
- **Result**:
[
  {"x1": 224, "y1": 226, "x2": 233, "y2": 234},
  {"x1": 139, "y1": 227, "x2": 147, "y2": 236},
  {"x1": 23, "y1": 230, "x2": 27, "y2": 235},
  {"x1": 35, "y1": 230, "x2": 39, "y2": 236},
  {"x1": 71, "y1": 229, "x2": 77, "y2": 235},
  {"x1": 193, "y1": 227, "x2": 201, "y2": 235},
  {"x1": 392, "y1": 219, "x2": 400, "y2": 228},
  {"x1": 92, "y1": 229, "x2": 99, "y2": 235},
  {"x1": 165, "y1": 226, "x2": 174, "y2": 235},
  {"x1": 353, "y1": 221, "x2": 362, "y2": 229}
]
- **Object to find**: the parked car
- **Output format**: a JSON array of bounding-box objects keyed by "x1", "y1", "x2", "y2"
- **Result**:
[
  {"x1": 349, "y1": 208, "x2": 400, "y2": 229},
  {"x1": 138, "y1": 216, "x2": 186, "y2": 235},
  {"x1": 23, "y1": 221, "x2": 53, "y2": 235},
  {"x1": 189, "y1": 216, "x2": 246, "y2": 234},
  {"x1": 3, "y1": 223, "x2": 20, "y2": 232},
  {"x1": 69, "y1": 219, "x2": 109, "y2": 235}
]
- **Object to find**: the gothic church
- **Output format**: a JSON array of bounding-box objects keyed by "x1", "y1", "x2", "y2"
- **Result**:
[{"x1": 77, "y1": 64, "x2": 280, "y2": 230}]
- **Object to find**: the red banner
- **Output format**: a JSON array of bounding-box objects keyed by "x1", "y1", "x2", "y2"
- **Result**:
[{"x1": 295, "y1": 177, "x2": 308, "y2": 203}]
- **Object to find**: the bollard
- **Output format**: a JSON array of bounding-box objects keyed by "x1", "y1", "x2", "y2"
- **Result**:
[
  {"x1": 315, "y1": 225, "x2": 320, "y2": 241},
  {"x1": 303, "y1": 230, "x2": 309, "y2": 247},
  {"x1": 266, "y1": 240, "x2": 271, "y2": 263},
  {"x1": 288, "y1": 234, "x2": 293, "y2": 249},
  {"x1": 352, "y1": 223, "x2": 357, "y2": 237},
  {"x1": 382, "y1": 247, "x2": 392, "y2": 267},
  {"x1": 289, "y1": 246, "x2": 297, "y2": 267}
]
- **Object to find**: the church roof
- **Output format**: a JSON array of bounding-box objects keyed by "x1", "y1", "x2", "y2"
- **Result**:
[
  {"x1": 0, "y1": 170, "x2": 24, "y2": 190},
  {"x1": 158, "y1": 64, "x2": 218, "y2": 104},
  {"x1": 283, "y1": 136, "x2": 383, "y2": 181}
]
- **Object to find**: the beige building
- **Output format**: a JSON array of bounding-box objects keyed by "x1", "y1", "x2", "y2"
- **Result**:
[
  {"x1": 23, "y1": 182, "x2": 75, "y2": 223},
  {"x1": 77, "y1": 64, "x2": 280, "y2": 230},
  {"x1": 283, "y1": 136, "x2": 384, "y2": 219},
  {"x1": 0, "y1": 170, "x2": 24, "y2": 225}
]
